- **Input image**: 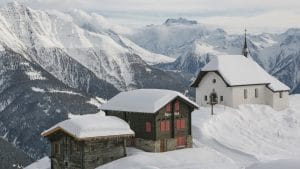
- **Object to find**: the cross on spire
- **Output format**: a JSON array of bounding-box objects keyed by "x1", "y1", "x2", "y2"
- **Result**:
[{"x1": 242, "y1": 28, "x2": 249, "y2": 57}]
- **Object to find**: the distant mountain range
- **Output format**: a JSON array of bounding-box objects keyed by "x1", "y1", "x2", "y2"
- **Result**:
[{"x1": 126, "y1": 18, "x2": 300, "y2": 93}]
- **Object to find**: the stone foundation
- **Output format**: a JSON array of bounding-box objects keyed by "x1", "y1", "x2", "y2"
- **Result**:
[{"x1": 135, "y1": 135, "x2": 193, "y2": 152}]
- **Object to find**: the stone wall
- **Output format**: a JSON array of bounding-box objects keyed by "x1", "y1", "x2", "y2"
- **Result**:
[{"x1": 135, "y1": 135, "x2": 193, "y2": 152}]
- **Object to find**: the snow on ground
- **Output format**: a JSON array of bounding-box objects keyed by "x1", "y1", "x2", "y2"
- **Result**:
[
  {"x1": 25, "y1": 95, "x2": 300, "y2": 169},
  {"x1": 97, "y1": 147, "x2": 238, "y2": 169},
  {"x1": 48, "y1": 89, "x2": 82, "y2": 96},
  {"x1": 31, "y1": 87, "x2": 45, "y2": 93},
  {"x1": 24, "y1": 157, "x2": 50, "y2": 169},
  {"x1": 246, "y1": 159, "x2": 300, "y2": 169},
  {"x1": 25, "y1": 70, "x2": 46, "y2": 81},
  {"x1": 87, "y1": 98, "x2": 103, "y2": 108},
  {"x1": 192, "y1": 96, "x2": 300, "y2": 162}
]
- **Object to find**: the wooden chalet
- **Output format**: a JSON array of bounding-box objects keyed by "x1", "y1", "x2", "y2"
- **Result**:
[
  {"x1": 41, "y1": 115, "x2": 134, "y2": 169},
  {"x1": 100, "y1": 89, "x2": 199, "y2": 152}
]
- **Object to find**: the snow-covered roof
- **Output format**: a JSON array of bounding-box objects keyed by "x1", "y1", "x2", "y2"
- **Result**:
[
  {"x1": 192, "y1": 55, "x2": 290, "y2": 92},
  {"x1": 100, "y1": 89, "x2": 199, "y2": 113},
  {"x1": 42, "y1": 114, "x2": 134, "y2": 140}
]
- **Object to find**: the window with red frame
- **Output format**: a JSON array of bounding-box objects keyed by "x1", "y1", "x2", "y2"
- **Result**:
[
  {"x1": 176, "y1": 119, "x2": 185, "y2": 129},
  {"x1": 160, "y1": 120, "x2": 170, "y2": 132},
  {"x1": 176, "y1": 136, "x2": 186, "y2": 147},
  {"x1": 166, "y1": 103, "x2": 171, "y2": 112},
  {"x1": 174, "y1": 100, "x2": 180, "y2": 112},
  {"x1": 145, "y1": 122, "x2": 151, "y2": 132}
]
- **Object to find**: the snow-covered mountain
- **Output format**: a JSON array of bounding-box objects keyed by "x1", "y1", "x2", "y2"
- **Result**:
[
  {"x1": 126, "y1": 18, "x2": 300, "y2": 93},
  {"x1": 0, "y1": 2, "x2": 177, "y2": 91},
  {"x1": 0, "y1": 2, "x2": 190, "y2": 165}
]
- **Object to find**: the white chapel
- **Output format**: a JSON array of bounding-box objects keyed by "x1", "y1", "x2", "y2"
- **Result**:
[{"x1": 191, "y1": 32, "x2": 290, "y2": 110}]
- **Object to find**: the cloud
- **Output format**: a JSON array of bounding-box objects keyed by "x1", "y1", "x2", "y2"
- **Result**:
[{"x1": 1, "y1": 0, "x2": 300, "y2": 33}]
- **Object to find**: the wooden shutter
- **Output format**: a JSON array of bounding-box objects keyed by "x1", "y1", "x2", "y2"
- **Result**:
[
  {"x1": 175, "y1": 101, "x2": 180, "y2": 112},
  {"x1": 180, "y1": 119, "x2": 185, "y2": 129},
  {"x1": 160, "y1": 121, "x2": 165, "y2": 132},
  {"x1": 176, "y1": 119, "x2": 181, "y2": 129},
  {"x1": 176, "y1": 136, "x2": 186, "y2": 147},
  {"x1": 146, "y1": 122, "x2": 151, "y2": 132},
  {"x1": 165, "y1": 120, "x2": 170, "y2": 131},
  {"x1": 166, "y1": 103, "x2": 171, "y2": 112}
]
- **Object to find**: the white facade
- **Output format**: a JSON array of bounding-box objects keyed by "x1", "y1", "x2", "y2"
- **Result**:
[{"x1": 195, "y1": 72, "x2": 289, "y2": 111}]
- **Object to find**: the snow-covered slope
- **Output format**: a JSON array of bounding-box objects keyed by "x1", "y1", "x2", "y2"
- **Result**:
[
  {"x1": 192, "y1": 95, "x2": 300, "y2": 168},
  {"x1": 26, "y1": 95, "x2": 300, "y2": 169},
  {"x1": 246, "y1": 159, "x2": 300, "y2": 169},
  {"x1": 126, "y1": 18, "x2": 300, "y2": 93}
]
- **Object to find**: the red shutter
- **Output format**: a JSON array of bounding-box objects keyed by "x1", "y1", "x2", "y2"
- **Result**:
[
  {"x1": 166, "y1": 103, "x2": 171, "y2": 112},
  {"x1": 165, "y1": 120, "x2": 170, "y2": 131},
  {"x1": 180, "y1": 119, "x2": 185, "y2": 129},
  {"x1": 160, "y1": 121, "x2": 165, "y2": 132},
  {"x1": 146, "y1": 122, "x2": 151, "y2": 132},
  {"x1": 175, "y1": 101, "x2": 180, "y2": 112},
  {"x1": 176, "y1": 119, "x2": 180, "y2": 129},
  {"x1": 176, "y1": 136, "x2": 186, "y2": 147}
]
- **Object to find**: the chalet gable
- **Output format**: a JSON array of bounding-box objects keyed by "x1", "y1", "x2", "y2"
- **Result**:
[{"x1": 100, "y1": 89, "x2": 198, "y2": 114}]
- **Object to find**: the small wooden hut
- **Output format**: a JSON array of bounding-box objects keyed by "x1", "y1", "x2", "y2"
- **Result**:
[{"x1": 42, "y1": 114, "x2": 134, "y2": 169}]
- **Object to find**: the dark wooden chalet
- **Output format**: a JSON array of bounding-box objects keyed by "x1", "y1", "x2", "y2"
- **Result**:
[
  {"x1": 100, "y1": 89, "x2": 199, "y2": 152},
  {"x1": 41, "y1": 115, "x2": 134, "y2": 169}
]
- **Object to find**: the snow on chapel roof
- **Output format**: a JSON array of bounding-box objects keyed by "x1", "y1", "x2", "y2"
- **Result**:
[
  {"x1": 42, "y1": 114, "x2": 134, "y2": 140},
  {"x1": 100, "y1": 89, "x2": 199, "y2": 113},
  {"x1": 192, "y1": 55, "x2": 290, "y2": 92}
]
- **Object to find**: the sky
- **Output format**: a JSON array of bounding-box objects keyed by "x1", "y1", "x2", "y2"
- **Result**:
[{"x1": 1, "y1": 0, "x2": 300, "y2": 34}]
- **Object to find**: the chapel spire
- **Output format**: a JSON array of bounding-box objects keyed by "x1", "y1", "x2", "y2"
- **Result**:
[{"x1": 242, "y1": 29, "x2": 249, "y2": 57}]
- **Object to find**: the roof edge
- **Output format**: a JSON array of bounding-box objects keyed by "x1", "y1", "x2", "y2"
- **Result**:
[{"x1": 42, "y1": 127, "x2": 135, "y2": 140}]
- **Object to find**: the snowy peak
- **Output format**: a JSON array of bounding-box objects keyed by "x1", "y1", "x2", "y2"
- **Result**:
[
  {"x1": 164, "y1": 17, "x2": 198, "y2": 26},
  {"x1": 0, "y1": 2, "x2": 177, "y2": 91}
]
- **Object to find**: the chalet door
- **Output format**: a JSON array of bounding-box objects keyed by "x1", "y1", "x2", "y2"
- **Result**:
[{"x1": 160, "y1": 139, "x2": 166, "y2": 152}]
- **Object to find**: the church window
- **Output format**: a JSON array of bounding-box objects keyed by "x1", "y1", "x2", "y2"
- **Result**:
[
  {"x1": 220, "y1": 96, "x2": 223, "y2": 102},
  {"x1": 279, "y1": 92, "x2": 283, "y2": 98},
  {"x1": 255, "y1": 88, "x2": 258, "y2": 98},
  {"x1": 244, "y1": 89, "x2": 248, "y2": 99},
  {"x1": 212, "y1": 79, "x2": 216, "y2": 83},
  {"x1": 204, "y1": 95, "x2": 207, "y2": 101}
]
